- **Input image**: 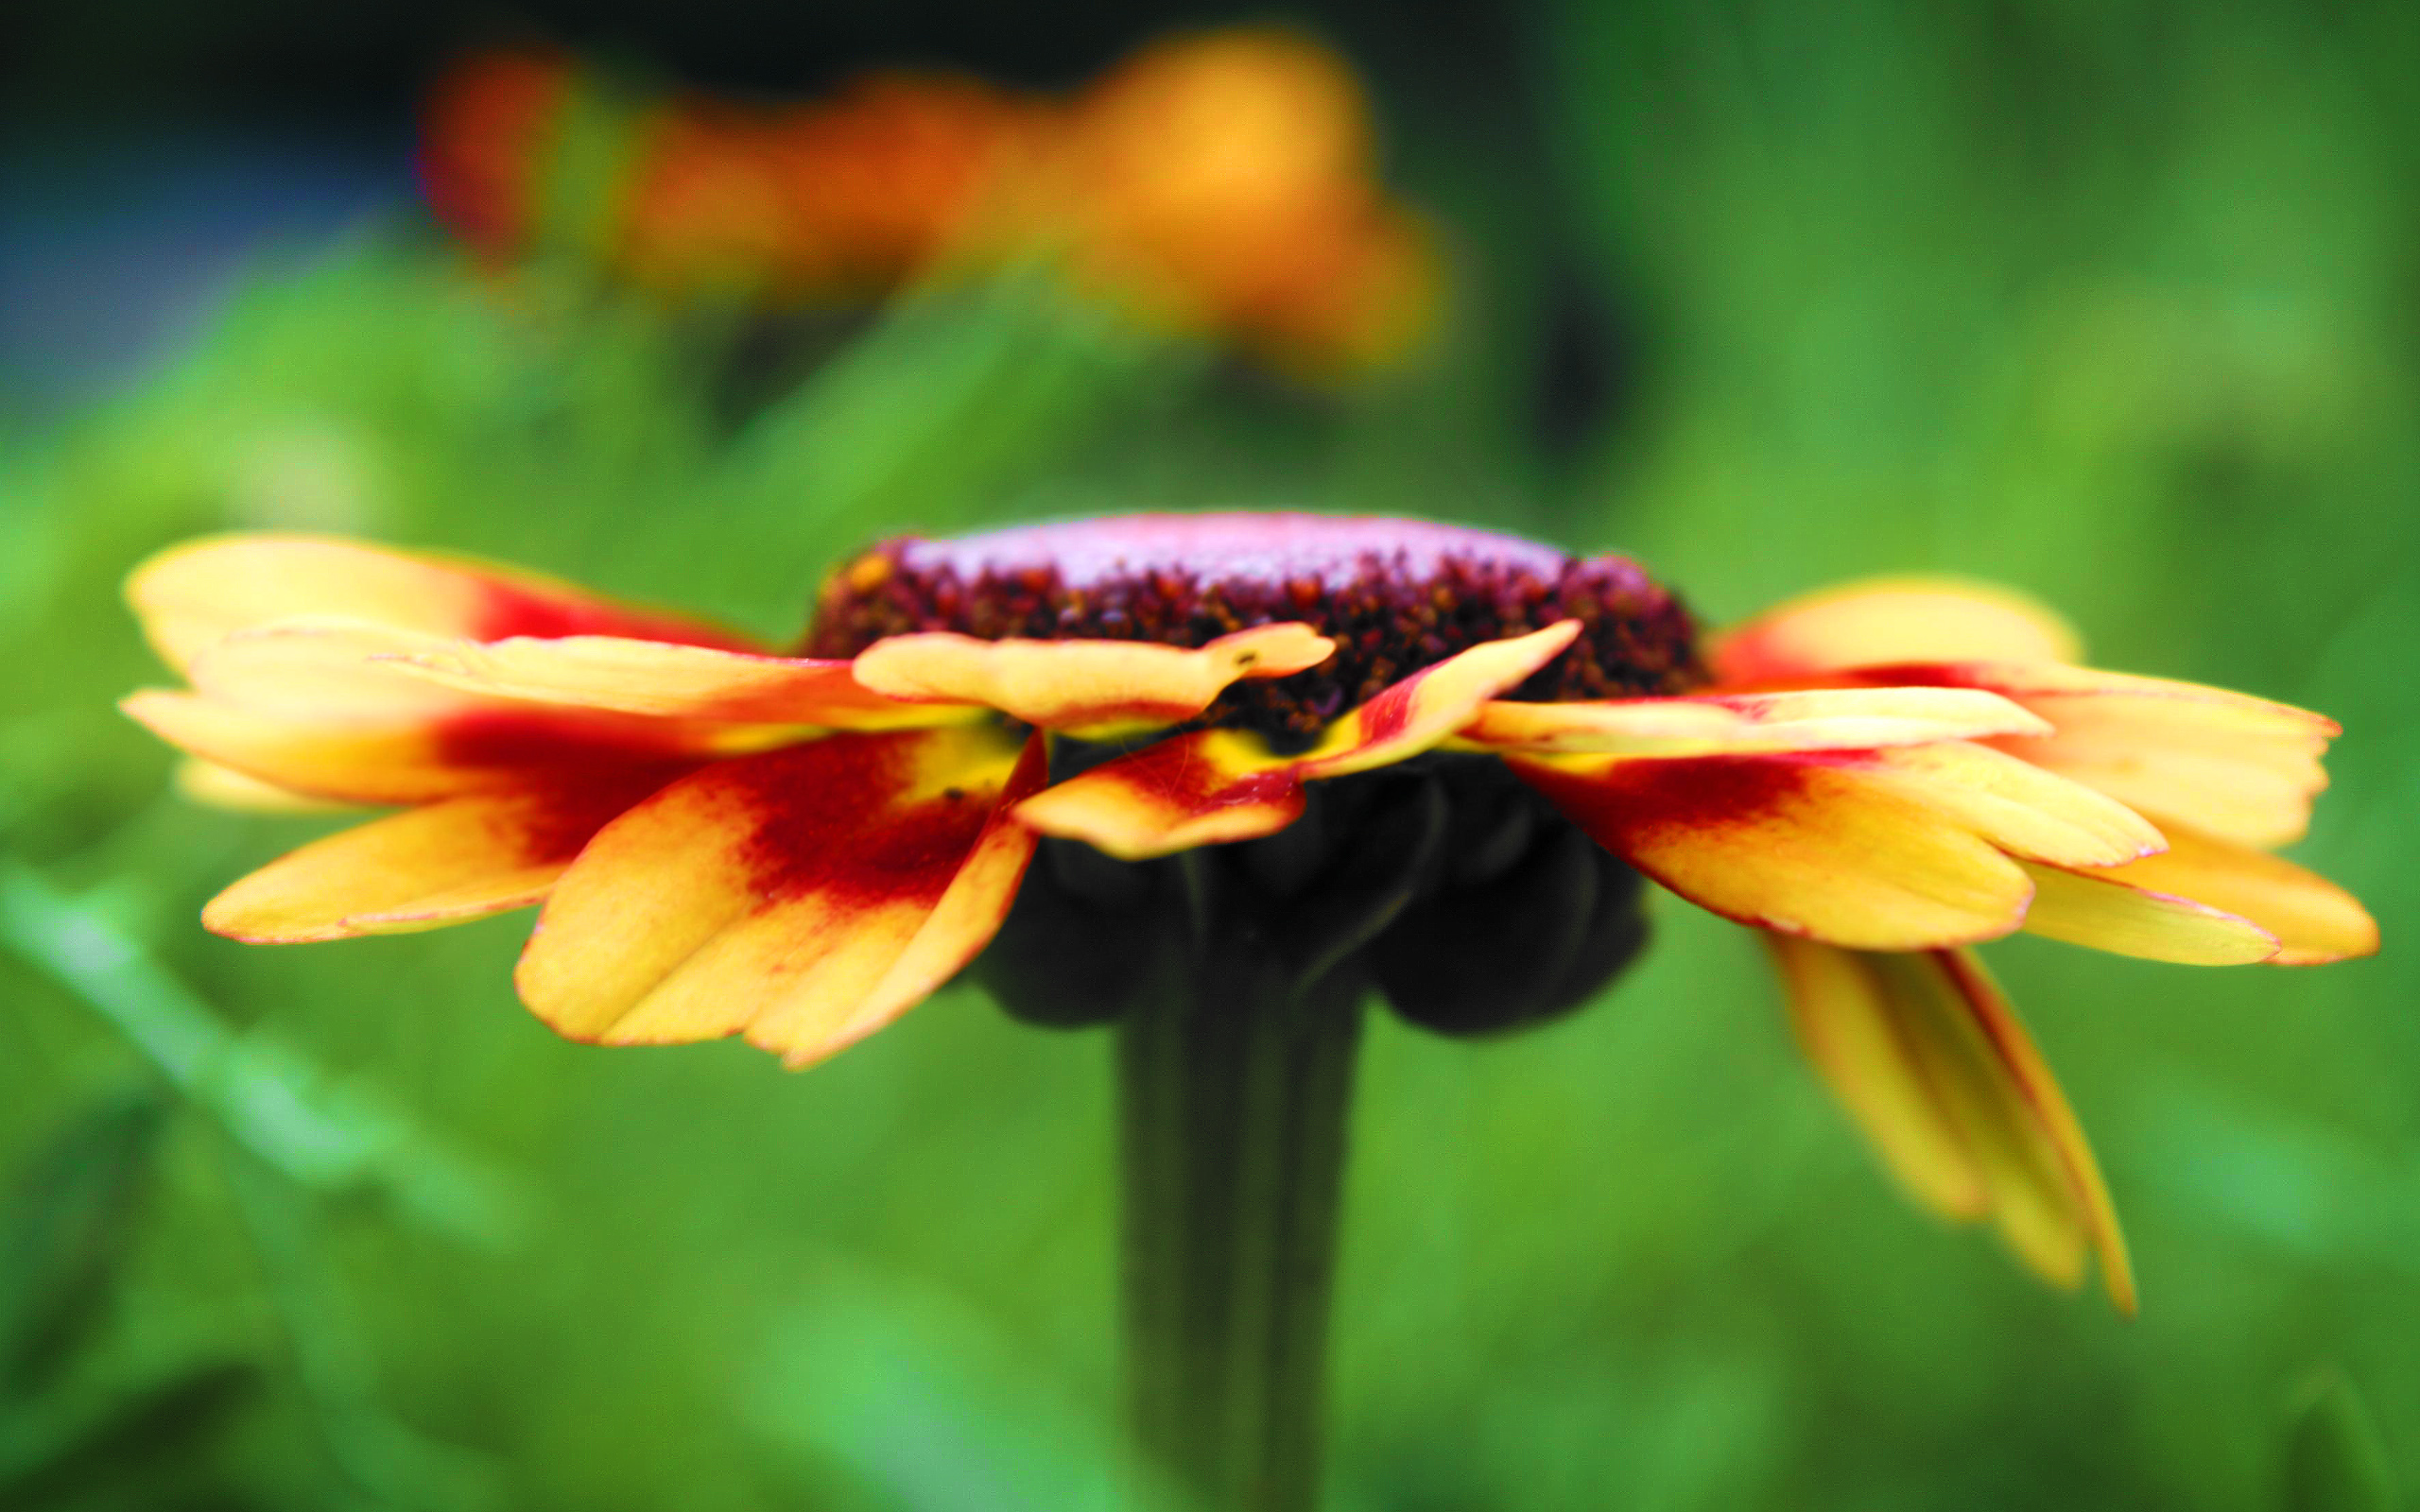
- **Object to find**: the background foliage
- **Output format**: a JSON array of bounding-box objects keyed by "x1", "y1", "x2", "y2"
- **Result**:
[{"x1": 3, "y1": 2, "x2": 2414, "y2": 1507}]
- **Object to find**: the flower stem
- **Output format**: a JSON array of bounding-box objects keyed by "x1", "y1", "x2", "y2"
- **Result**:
[{"x1": 1115, "y1": 942, "x2": 1363, "y2": 1512}]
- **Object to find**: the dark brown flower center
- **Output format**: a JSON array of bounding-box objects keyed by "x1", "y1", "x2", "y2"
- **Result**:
[{"x1": 805, "y1": 512, "x2": 1704, "y2": 737}]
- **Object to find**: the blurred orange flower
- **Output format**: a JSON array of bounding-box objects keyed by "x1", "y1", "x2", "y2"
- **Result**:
[{"x1": 417, "y1": 31, "x2": 1439, "y2": 370}]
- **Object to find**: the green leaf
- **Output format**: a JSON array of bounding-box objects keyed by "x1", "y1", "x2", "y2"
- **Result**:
[
  {"x1": 2283, "y1": 1370, "x2": 2396, "y2": 1512},
  {"x1": 0, "y1": 1087, "x2": 166, "y2": 1397}
]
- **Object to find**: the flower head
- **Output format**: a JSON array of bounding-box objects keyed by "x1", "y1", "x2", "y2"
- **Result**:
[
  {"x1": 415, "y1": 31, "x2": 1436, "y2": 369},
  {"x1": 122, "y1": 515, "x2": 2374, "y2": 1304}
]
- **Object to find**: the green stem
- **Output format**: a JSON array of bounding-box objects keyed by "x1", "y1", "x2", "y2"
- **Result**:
[{"x1": 1116, "y1": 939, "x2": 1363, "y2": 1512}]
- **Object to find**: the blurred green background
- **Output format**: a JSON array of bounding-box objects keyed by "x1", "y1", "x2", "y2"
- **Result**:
[{"x1": 3, "y1": 1, "x2": 2414, "y2": 1507}]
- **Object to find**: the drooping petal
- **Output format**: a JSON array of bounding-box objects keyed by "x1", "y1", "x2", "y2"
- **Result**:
[
  {"x1": 383, "y1": 633, "x2": 976, "y2": 729},
  {"x1": 201, "y1": 773, "x2": 683, "y2": 942},
  {"x1": 128, "y1": 532, "x2": 754, "y2": 673},
  {"x1": 1769, "y1": 937, "x2": 2135, "y2": 1309},
  {"x1": 2018, "y1": 819, "x2": 2373, "y2": 966},
  {"x1": 1510, "y1": 744, "x2": 2156, "y2": 951},
  {"x1": 514, "y1": 724, "x2": 1046, "y2": 1065},
  {"x1": 1711, "y1": 577, "x2": 2082, "y2": 685},
  {"x1": 1456, "y1": 686, "x2": 2051, "y2": 757},
  {"x1": 122, "y1": 690, "x2": 738, "y2": 805},
  {"x1": 849, "y1": 623, "x2": 1337, "y2": 731},
  {"x1": 1015, "y1": 622, "x2": 1579, "y2": 859},
  {"x1": 1766, "y1": 935, "x2": 1987, "y2": 1221},
  {"x1": 1841, "y1": 662, "x2": 2336, "y2": 849}
]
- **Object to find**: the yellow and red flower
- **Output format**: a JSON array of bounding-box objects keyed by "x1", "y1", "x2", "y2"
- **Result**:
[
  {"x1": 415, "y1": 31, "x2": 1436, "y2": 369},
  {"x1": 122, "y1": 516, "x2": 2374, "y2": 1305}
]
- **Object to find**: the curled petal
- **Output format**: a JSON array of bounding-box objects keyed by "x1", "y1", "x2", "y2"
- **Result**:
[
  {"x1": 1457, "y1": 686, "x2": 2051, "y2": 757},
  {"x1": 515, "y1": 724, "x2": 1045, "y2": 1067},
  {"x1": 1011, "y1": 730, "x2": 1307, "y2": 860},
  {"x1": 123, "y1": 690, "x2": 740, "y2": 805},
  {"x1": 202, "y1": 775, "x2": 682, "y2": 942},
  {"x1": 1510, "y1": 744, "x2": 2155, "y2": 951},
  {"x1": 849, "y1": 623, "x2": 1336, "y2": 732},
  {"x1": 385, "y1": 634, "x2": 975, "y2": 729},
  {"x1": 129, "y1": 532, "x2": 753, "y2": 673},
  {"x1": 2019, "y1": 821, "x2": 2372, "y2": 966},
  {"x1": 1015, "y1": 623, "x2": 1579, "y2": 859},
  {"x1": 1298, "y1": 622, "x2": 1580, "y2": 778},
  {"x1": 1770, "y1": 937, "x2": 2134, "y2": 1309},
  {"x1": 1711, "y1": 577, "x2": 2081, "y2": 685}
]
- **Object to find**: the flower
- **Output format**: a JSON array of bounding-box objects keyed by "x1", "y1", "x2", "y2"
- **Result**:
[
  {"x1": 415, "y1": 31, "x2": 1436, "y2": 369},
  {"x1": 121, "y1": 515, "x2": 2374, "y2": 1303}
]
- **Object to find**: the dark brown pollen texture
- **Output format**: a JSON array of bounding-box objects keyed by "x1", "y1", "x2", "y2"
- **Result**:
[{"x1": 803, "y1": 513, "x2": 1706, "y2": 739}]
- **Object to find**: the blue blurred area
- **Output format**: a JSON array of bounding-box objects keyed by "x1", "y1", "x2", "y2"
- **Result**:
[{"x1": 1, "y1": 131, "x2": 408, "y2": 406}]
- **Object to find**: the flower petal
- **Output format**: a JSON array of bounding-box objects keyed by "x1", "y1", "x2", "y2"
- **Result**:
[
  {"x1": 201, "y1": 775, "x2": 682, "y2": 942},
  {"x1": 514, "y1": 724, "x2": 1044, "y2": 1063},
  {"x1": 1845, "y1": 662, "x2": 2336, "y2": 849},
  {"x1": 1298, "y1": 622, "x2": 1581, "y2": 777},
  {"x1": 1767, "y1": 935, "x2": 1987, "y2": 1222},
  {"x1": 1456, "y1": 686, "x2": 2052, "y2": 757},
  {"x1": 1771, "y1": 937, "x2": 2135, "y2": 1309},
  {"x1": 1512, "y1": 750, "x2": 2031, "y2": 949},
  {"x1": 1711, "y1": 577, "x2": 2082, "y2": 684},
  {"x1": 122, "y1": 690, "x2": 729, "y2": 804},
  {"x1": 2018, "y1": 862, "x2": 2281, "y2": 965},
  {"x1": 1510, "y1": 743, "x2": 2155, "y2": 951},
  {"x1": 1837, "y1": 742, "x2": 2166, "y2": 869},
  {"x1": 1011, "y1": 729, "x2": 1308, "y2": 860},
  {"x1": 2017, "y1": 820, "x2": 2371, "y2": 966},
  {"x1": 129, "y1": 532, "x2": 753, "y2": 673},
  {"x1": 849, "y1": 623, "x2": 1337, "y2": 731},
  {"x1": 1014, "y1": 623, "x2": 1580, "y2": 859},
  {"x1": 386, "y1": 634, "x2": 976, "y2": 729},
  {"x1": 2103, "y1": 825, "x2": 2377, "y2": 966},
  {"x1": 174, "y1": 759, "x2": 353, "y2": 814}
]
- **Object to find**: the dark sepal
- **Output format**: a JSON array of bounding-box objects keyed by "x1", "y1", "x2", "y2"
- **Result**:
[
  {"x1": 972, "y1": 839, "x2": 1181, "y2": 1029},
  {"x1": 1371, "y1": 817, "x2": 1647, "y2": 1038}
]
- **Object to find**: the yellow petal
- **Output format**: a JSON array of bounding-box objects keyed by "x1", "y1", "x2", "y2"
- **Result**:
[
  {"x1": 1771, "y1": 938, "x2": 2134, "y2": 1309},
  {"x1": 785, "y1": 737, "x2": 1051, "y2": 1068},
  {"x1": 514, "y1": 724, "x2": 1042, "y2": 1062},
  {"x1": 388, "y1": 634, "x2": 976, "y2": 729},
  {"x1": 1297, "y1": 621, "x2": 1581, "y2": 778},
  {"x1": 1014, "y1": 623, "x2": 1580, "y2": 859},
  {"x1": 1768, "y1": 935, "x2": 1988, "y2": 1221},
  {"x1": 129, "y1": 532, "x2": 753, "y2": 673},
  {"x1": 2018, "y1": 820, "x2": 2371, "y2": 966},
  {"x1": 2110, "y1": 823, "x2": 2377, "y2": 966},
  {"x1": 1841, "y1": 742, "x2": 2166, "y2": 870},
  {"x1": 1012, "y1": 728, "x2": 1307, "y2": 860},
  {"x1": 174, "y1": 759, "x2": 354, "y2": 814},
  {"x1": 201, "y1": 778, "x2": 671, "y2": 942},
  {"x1": 123, "y1": 689, "x2": 717, "y2": 805},
  {"x1": 1833, "y1": 661, "x2": 2337, "y2": 849},
  {"x1": 849, "y1": 623, "x2": 1336, "y2": 732},
  {"x1": 2017, "y1": 863, "x2": 2279, "y2": 964},
  {"x1": 1457, "y1": 686, "x2": 2052, "y2": 757},
  {"x1": 1710, "y1": 576, "x2": 2082, "y2": 685},
  {"x1": 1509, "y1": 747, "x2": 2037, "y2": 951}
]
